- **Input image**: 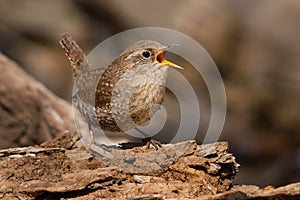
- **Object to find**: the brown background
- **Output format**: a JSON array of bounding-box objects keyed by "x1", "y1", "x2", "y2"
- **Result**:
[{"x1": 0, "y1": 0, "x2": 299, "y2": 188}]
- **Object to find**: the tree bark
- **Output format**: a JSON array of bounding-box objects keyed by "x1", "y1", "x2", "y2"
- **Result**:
[
  {"x1": 0, "y1": 53, "x2": 74, "y2": 148},
  {"x1": 1, "y1": 132, "x2": 299, "y2": 199},
  {"x1": 0, "y1": 131, "x2": 240, "y2": 199}
]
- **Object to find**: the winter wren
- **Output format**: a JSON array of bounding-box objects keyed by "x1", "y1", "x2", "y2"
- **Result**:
[{"x1": 59, "y1": 33, "x2": 182, "y2": 149}]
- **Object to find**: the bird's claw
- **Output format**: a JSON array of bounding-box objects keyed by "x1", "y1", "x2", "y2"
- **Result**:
[{"x1": 143, "y1": 137, "x2": 162, "y2": 150}]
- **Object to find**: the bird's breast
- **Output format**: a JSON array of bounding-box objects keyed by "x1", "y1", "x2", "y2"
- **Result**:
[{"x1": 95, "y1": 66, "x2": 168, "y2": 132}]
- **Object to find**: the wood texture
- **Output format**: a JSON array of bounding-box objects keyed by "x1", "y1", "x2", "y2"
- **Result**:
[
  {"x1": 0, "y1": 53, "x2": 75, "y2": 148},
  {"x1": 0, "y1": 132, "x2": 240, "y2": 199},
  {"x1": 1, "y1": 132, "x2": 299, "y2": 199}
]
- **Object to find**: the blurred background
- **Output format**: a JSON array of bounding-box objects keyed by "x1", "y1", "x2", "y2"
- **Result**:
[{"x1": 0, "y1": 0, "x2": 299, "y2": 187}]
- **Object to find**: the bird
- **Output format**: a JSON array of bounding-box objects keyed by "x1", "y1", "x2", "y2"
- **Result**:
[{"x1": 59, "y1": 33, "x2": 182, "y2": 149}]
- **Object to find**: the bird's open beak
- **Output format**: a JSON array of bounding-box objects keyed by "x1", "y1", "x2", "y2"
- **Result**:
[{"x1": 155, "y1": 51, "x2": 183, "y2": 70}]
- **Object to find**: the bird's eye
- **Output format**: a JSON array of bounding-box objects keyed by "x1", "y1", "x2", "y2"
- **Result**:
[{"x1": 142, "y1": 51, "x2": 151, "y2": 58}]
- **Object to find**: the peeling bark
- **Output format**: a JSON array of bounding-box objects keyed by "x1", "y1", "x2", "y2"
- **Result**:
[{"x1": 1, "y1": 132, "x2": 239, "y2": 199}]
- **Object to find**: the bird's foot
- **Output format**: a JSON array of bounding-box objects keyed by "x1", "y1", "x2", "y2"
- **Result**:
[
  {"x1": 142, "y1": 137, "x2": 162, "y2": 150},
  {"x1": 118, "y1": 137, "x2": 162, "y2": 150}
]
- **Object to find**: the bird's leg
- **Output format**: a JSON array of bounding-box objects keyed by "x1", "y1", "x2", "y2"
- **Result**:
[{"x1": 88, "y1": 123, "x2": 96, "y2": 145}]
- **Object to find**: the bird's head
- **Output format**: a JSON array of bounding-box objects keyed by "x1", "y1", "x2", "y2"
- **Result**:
[{"x1": 122, "y1": 40, "x2": 183, "y2": 70}]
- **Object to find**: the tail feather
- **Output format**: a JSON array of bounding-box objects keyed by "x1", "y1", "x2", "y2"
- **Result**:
[{"x1": 59, "y1": 33, "x2": 87, "y2": 77}]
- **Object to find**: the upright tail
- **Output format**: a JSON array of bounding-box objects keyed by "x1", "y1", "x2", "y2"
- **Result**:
[{"x1": 59, "y1": 33, "x2": 87, "y2": 77}]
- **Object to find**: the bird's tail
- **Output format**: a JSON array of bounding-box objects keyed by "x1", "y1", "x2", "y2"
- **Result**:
[{"x1": 59, "y1": 33, "x2": 87, "y2": 77}]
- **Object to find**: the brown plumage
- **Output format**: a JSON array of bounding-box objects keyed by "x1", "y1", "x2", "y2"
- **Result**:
[{"x1": 60, "y1": 33, "x2": 182, "y2": 149}]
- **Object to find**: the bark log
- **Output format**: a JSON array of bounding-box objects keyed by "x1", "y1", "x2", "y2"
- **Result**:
[
  {"x1": 0, "y1": 132, "x2": 240, "y2": 199},
  {"x1": 0, "y1": 53, "x2": 74, "y2": 148},
  {"x1": 0, "y1": 132, "x2": 299, "y2": 200}
]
